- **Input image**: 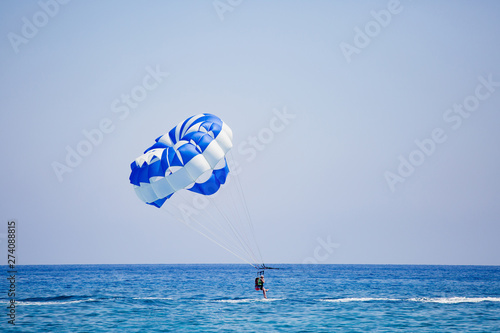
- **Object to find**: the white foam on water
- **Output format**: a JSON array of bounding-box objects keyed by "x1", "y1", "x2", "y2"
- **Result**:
[
  {"x1": 214, "y1": 298, "x2": 282, "y2": 303},
  {"x1": 409, "y1": 297, "x2": 500, "y2": 304},
  {"x1": 319, "y1": 297, "x2": 399, "y2": 303},
  {"x1": 320, "y1": 296, "x2": 500, "y2": 304},
  {"x1": 17, "y1": 298, "x2": 97, "y2": 306},
  {"x1": 132, "y1": 297, "x2": 173, "y2": 300},
  {"x1": 214, "y1": 299, "x2": 254, "y2": 303}
]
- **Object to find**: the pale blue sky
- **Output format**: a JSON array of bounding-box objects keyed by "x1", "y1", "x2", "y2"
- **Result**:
[{"x1": 1, "y1": 0, "x2": 499, "y2": 265}]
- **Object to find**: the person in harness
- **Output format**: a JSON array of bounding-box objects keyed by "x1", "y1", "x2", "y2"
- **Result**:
[{"x1": 254, "y1": 275, "x2": 268, "y2": 299}]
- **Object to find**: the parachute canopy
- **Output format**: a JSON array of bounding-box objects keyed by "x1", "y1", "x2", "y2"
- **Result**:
[{"x1": 129, "y1": 114, "x2": 233, "y2": 208}]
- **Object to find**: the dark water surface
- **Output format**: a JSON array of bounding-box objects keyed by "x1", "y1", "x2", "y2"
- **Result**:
[{"x1": 1, "y1": 264, "x2": 499, "y2": 332}]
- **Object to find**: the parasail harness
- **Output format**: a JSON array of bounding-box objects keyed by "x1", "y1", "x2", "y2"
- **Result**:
[
  {"x1": 254, "y1": 265, "x2": 279, "y2": 291},
  {"x1": 255, "y1": 264, "x2": 279, "y2": 277}
]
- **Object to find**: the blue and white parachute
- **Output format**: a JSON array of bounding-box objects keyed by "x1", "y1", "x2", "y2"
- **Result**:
[
  {"x1": 129, "y1": 114, "x2": 233, "y2": 208},
  {"x1": 129, "y1": 114, "x2": 265, "y2": 269}
]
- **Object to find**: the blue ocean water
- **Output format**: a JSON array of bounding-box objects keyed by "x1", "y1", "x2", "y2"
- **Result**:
[{"x1": 1, "y1": 264, "x2": 499, "y2": 332}]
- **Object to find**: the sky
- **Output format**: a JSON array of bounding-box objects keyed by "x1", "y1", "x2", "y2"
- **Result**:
[{"x1": 1, "y1": 0, "x2": 499, "y2": 266}]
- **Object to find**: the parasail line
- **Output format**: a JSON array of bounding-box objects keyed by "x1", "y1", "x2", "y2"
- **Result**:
[{"x1": 160, "y1": 207, "x2": 258, "y2": 268}]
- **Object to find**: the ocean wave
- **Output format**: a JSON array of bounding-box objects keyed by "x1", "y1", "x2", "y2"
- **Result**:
[
  {"x1": 4, "y1": 295, "x2": 498, "y2": 307},
  {"x1": 408, "y1": 297, "x2": 500, "y2": 304},
  {"x1": 18, "y1": 299, "x2": 97, "y2": 306},
  {"x1": 214, "y1": 299, "x2": 254, "y2": 303},
  {"x1": 320, "y1": 297, "x2": 399, "y2": 303},
  {"x1": 214, "y1": 298, "x2": 282, "y2": 303},
  {"x1": 132, "y1": 297, "x2": 173, "y2": 300},
  {"x1": 320, "y1": 297, "x2": 500, "y2": 304},
  {"x1": 5, "y1": 295, "x2": 97, "y2": 306}
]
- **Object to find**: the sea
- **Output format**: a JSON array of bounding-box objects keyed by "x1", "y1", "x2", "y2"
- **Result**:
[{"x1": 1, "y1": 264, "x2": 499, "y2": 332}]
